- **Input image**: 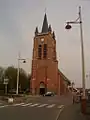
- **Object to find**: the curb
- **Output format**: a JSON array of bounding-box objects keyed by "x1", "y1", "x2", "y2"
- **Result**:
[{"x1": 0, "y1": 95, "x2": 41, "y2": 104}]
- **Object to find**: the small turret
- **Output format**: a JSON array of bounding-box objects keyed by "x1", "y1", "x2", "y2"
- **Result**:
[
  {"x1": 48, "y1": 24, "x2": 52, "y2": 33},
  {"x1": 52, "y1": 31, "x2": 55, "y2": 39},
  {"x1": 35, "y1": 27, "x2": 38, "y2": 36}
]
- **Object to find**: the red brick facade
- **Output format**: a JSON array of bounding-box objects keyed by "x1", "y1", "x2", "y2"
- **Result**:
[
  {"x1": 58, "y1": 71, "x2": 70, "y2": 95},
  {"x1": 30, "y1": 14, "x2": 70, "y2": 95}
]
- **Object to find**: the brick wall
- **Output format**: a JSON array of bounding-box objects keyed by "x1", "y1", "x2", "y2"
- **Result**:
[
  {"x1": 32, "y1": 59, "x2": 58, "y2": 94},
  {"x1": 58, "y1": 71, "x2": 70, "y2": 95}
]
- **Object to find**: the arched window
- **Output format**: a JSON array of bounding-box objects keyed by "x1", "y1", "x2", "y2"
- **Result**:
[
  {"x1": 38, "y1": 45, "x2": 42, "y2": 59},
  {"x1": 43, "y1": 44, "x2": 47, "y2": 59}
]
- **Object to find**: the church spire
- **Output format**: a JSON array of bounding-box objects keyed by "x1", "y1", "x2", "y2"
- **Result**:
[{"x1": 41, "y1": 13, "x2": 48, "y2": 33}]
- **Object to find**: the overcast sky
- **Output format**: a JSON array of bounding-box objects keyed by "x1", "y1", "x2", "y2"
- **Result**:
[{"x1": 0, "y1": 0, "x2": 90, "y2": 88}]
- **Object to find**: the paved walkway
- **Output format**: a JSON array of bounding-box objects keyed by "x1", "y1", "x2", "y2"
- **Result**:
[{"x1": 58, "y1": 103, "x2": 90, "y2": 120}]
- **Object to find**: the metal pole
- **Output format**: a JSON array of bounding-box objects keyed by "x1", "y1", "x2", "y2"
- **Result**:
[
  {"x1": 5, "y1": 84, "x2": 7, "y2": 95},
  {"x1": 79, "y1": 6, "x2": 86, "y2": 98},
  {"x1": 31, "y1": 60, "x2": 36, "y2": 95},
  {"x1": 4, "y1": 70, "x2": 7, "y2": 95},
  {"x1": 58, "y1": 76, "x2": 60, "y2": 96},
  {"x1": 59, "y1": 56, "x2": 60, "y2": 96},
  {"x1": 16, "y1": 52, "x2": 20, "y2": 95},
  {"x1": 72, "y1": 82, "x2": 73, "y2": 92}
]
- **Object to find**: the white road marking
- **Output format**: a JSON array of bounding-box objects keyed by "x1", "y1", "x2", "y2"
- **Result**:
[
  {"x1": 12, "y1": 103, "x2": 25, "y2": 106},
  {"x1": 46, "y1": 104, "x2": 56, "y2": 108},
  {"x1": 30, "y1": 103, "x2": 39, "y2": 107},
  {"x1": 21, "y1": 103, "x2": 32, "y2": 107},
  {"x1": 55, "y1": 106, "x2": 65, "y2": 120},
  {"x1": 37, "y1": 104, "x2": 48, "y2": 107},
  {"x1": 58, "y1": 105, "x2": 64, "y2": 109},
  {"x1": 0, "y1": 105, "x2": 9, "y2": 108}
]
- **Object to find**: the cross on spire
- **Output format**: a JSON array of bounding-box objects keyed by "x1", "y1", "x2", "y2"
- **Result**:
[{"x1": 45, "y1": 8, "x2": 47, "y2": 14}]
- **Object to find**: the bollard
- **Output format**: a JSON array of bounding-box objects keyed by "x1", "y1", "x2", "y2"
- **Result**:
[
  {"x1": 81, "y1": 97, "x2": 86, "y2": 114},
  {"x1": 8, "y1": 97, "x2": 14, "y2": 104}
]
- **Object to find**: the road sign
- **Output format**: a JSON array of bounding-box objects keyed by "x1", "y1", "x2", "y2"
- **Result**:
[
  {"x1": 3, "y1": 78, "x2": 9, "y2": 84},
  {"x1": 8, "y1": 98, "x2": 13, "y2": 104}
]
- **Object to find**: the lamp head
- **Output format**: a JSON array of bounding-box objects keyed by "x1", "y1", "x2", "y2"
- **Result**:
[
  {"x1": 65, "y1": 23, "x2": 72, "y2": 29},
  {"x1": 23, "y1": 60, "x2": 26, "y2": 63}
]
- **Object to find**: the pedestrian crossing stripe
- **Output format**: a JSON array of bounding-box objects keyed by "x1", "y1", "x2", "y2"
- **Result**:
[
  {"x1": 30, "y1": 103, "x2": 39, "y2": 107},
  {"x1": 0, "y1": 103, "x2": 65, "y2": 109},
  {"x1": 0, "y1": 105, "x2": 9, "y2": 108},
  {"x1": 21, "y1": 103, "x2": 32, "y2": 106},
  {"x1": 12, "y1": 103, "x2": 25, "y2": 106},
  {"x1": 37, "y1": 104, "x2": 48, "y2": 107},
  {"x1": 46, "y1": 104, "x2": 55, "y2": 108}
]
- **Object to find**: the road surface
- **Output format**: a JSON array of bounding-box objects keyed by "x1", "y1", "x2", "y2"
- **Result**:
[{"x1": 0, "y1": 95, "x2": 72, "y2": 120}]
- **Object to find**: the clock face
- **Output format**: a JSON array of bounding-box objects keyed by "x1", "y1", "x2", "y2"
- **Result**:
[
  {"x1": 38, "y1": 38, "x2": 44, "y2": 44},
  {"x1": 41, "y1": 38, "x2": 44, "y2": 42}
]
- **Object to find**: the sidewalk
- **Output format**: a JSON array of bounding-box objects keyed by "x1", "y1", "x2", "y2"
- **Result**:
[
  {"x1": 0, "y1": 94, "x2": 41, "y2": 104},
  {"x1": 58, "y1": 103, "x2": 90, "y2": 120}
]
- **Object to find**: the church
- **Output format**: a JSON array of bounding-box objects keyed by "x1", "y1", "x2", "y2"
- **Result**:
[{"x1": 30, "y1": 13, "x2": 71, "y2": 95}]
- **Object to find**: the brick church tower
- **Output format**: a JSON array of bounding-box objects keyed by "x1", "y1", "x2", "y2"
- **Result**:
[{"x1": 31, "y1": 13, "x2": 59, "y2": 95}]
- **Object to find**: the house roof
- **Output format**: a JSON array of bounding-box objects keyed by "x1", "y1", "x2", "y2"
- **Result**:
[{"x1": 58, "y1": 69, "x2": 71, "y2": 85}]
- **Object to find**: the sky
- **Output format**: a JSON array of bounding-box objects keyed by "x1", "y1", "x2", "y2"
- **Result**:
[{"x1": 0, "y1": 0, "x2": 90, "y2": 88}]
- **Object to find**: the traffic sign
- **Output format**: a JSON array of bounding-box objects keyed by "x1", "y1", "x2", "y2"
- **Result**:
[{"x1": 3, "y1": 78, "x2": 9, "y2": 84}]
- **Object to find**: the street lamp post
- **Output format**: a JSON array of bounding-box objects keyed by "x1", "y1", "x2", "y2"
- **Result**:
[
  {"x1": 2, "y1": 70, "x2": 9, "y2": 95},
  {"x1": 65, "y1": 6, "x2": 86, "y2": 114},
  {"x1": 4, "y1": 78, "x2": 9, "y2": 95},
  {"x1": 16, "y1": 53, "x2": 26, "y2": 95}
]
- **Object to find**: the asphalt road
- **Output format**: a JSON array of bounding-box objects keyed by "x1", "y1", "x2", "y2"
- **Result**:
[
  {"x1": 25, "y1": 95, "x2": 73, "y2": 105},
  {"x1": 0, "y1": 95, "x2": 72, "y2": 120},
  {"x1": 0, "y1": 105, "x2": 61, "y2": 120}
]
